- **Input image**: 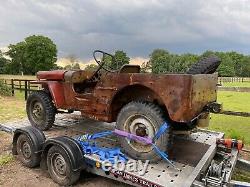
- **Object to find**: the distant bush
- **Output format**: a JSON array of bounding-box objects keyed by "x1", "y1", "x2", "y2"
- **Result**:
[{"x1": 0, "y1": 80, "x2": 11, "y2": 96}]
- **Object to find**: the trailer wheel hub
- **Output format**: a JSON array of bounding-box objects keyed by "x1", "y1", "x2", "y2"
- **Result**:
[
  {"x1": 52, "y1": 153, "x2": 67, "y2": 176},
  {"x1": 22, "y1": 141, "x2": 31, "y2": 159}
]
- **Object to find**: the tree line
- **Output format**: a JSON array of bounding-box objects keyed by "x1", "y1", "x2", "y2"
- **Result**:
[
  {"x1": 0, "y1": 35, "x2": 249, "y2": 77},
  {"x1": 141, "y1": 49, "x2": 250, "y2": 77}
]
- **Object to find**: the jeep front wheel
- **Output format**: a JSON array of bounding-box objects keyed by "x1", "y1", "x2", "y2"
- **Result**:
[
  {"x1": 26, "y1": 90, "x2": 56, "y2": 131},
  {"x1": 116, "y1": 101, "x2": 170, "y2": 162}
]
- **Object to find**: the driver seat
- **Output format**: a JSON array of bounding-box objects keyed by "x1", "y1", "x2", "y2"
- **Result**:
[
  {"x1": 64, "y1": 70, "x2": 94, "y2": 83},
  {"x1": 119, "y1": 64, "x2": 141, "y2": 73}
]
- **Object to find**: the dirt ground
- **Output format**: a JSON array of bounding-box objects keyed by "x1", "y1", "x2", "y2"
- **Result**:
[{"x1": 0, "y1": 132, "x2": 127, "y2": 187}]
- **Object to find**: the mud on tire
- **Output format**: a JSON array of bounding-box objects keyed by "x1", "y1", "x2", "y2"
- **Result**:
[
  {"x1": 116, "y1": 101, "x2": 171, "y2": 162},
  {"x1": 26, "y1": 90, "x2": 56, "y2": 131},
  {"x1": 186, "y1": 55, "x2": 221, "y2": 74}
]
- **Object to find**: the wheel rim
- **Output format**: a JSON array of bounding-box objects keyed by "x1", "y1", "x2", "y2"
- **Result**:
[
  {"x1": 124, "y1": 114, "x2": 156, "y2": 153},
  {"x1": 21, "y1": 141, "x2": 31, "y2": 159},
  {"x1": 30, "y1": 100, "x2": 45, "y2": 125},
  {"x1": 50, "y1": 153, "x2": 67, "y2": 179}
]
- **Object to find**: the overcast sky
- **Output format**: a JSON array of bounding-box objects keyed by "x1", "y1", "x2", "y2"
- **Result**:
[{"x1": 1, "y1": 0, "x2": 250, "y2": 61}]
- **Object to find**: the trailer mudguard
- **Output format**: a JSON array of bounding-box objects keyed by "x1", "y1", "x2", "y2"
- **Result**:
[
  {"x1": 12, "y1": 126, "x2": 46, "y2": 155},
  {"x1": 40, "y1": 136, "x2": 85, "y2": 172}
]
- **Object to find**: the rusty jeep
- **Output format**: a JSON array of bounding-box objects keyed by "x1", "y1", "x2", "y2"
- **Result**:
[{"x1": 27, "y1": 50, "x2": 221, "y2": 161}]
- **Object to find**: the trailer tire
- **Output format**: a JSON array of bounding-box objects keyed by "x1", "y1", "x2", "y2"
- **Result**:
[
  {"x1": 26, "y1": 90, "x2": 56, "y2": 131},
  {"x1": 47, "y1": 145, "x2": 80, "y2": 186},
  {"x1": 186, "y1": 55, "x2": 221, "y2": 74},
  {"x1": 16, "y1": 134, "x2": 41, "y2": 168},
  {"x1": 116, "y1": 101, "x2": 170, "y2": 162}
]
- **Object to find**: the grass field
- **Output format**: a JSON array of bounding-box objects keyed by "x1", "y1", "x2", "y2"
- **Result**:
[
  {"x1": 209, "y1": 115, "x2": 250, "y2": 144},
  {"x1": 0, "y1": 95, "x2": 26, "y2": 122},
  {"x1": 216, "y1": 91, "x2": 250, "y2": 112},
  {"x1": 209, "y1": 91, "x2": 250, "y2": 144},
  {"x1": 221, "y1": 81, "x2": 250, "y2": 87}
]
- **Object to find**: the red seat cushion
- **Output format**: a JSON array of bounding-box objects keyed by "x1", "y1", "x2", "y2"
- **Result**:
[{"x1": 37, "y1": 70, "x2": 67, "y2": 80}]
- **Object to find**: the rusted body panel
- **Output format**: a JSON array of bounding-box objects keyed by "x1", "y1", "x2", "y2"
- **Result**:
[
  {"x1": 35, "y1": 70, "x2": 218, "y2": 124},
  {"x1": 95, "y1": 73, "x2": 217, "y2": 122}
]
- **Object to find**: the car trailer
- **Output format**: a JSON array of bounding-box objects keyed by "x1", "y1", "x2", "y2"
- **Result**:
[{"x1": 1, "y1": 116, "x2": 250, "y2": 187}]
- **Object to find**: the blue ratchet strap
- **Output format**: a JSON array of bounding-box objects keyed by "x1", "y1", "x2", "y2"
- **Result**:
[
  {"x1": 76, "y1": 131, "x2": 128, "y2": 164},
  {"x1": 153, "y1": 122, "x2": 169, "y2": 141},
  {"x1": 152, "y1": 122, "x2": 179, "y2": 170}
]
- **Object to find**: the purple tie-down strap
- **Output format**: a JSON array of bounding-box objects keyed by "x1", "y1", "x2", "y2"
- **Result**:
[{"x1": 113, "y1": 129, "x2": 153, "y2": 144}]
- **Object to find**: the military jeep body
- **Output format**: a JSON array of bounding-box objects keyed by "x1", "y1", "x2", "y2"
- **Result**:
[{"x1": 27, "y1": 50, "x2": 220, "y2": 161}]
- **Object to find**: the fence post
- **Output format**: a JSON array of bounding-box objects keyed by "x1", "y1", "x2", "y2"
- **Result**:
[
  {"x1": 24, "y1": 80, "x2": 28, "y2": 100},
  {"x1": 11, "y1": 79, "x2": 14, "y2": 96},
  {"x1": 28, "y1": 81, "x2": 30, "y2": 95},
  {"x1": 19, "y1": 80, "x2": 22, "y2": 92}
]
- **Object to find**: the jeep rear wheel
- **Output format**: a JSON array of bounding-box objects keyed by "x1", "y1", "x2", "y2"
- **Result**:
[
  {"x1": 116, "y1": 101, "x2": 170, "y2": 162},
  {"x1": 26, "y1": 91, "x2": 56, "y2": 131}
]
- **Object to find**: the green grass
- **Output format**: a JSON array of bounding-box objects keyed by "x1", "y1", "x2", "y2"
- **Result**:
[
  {"x1": 209, "y1": 91, "x2": 250, "y2": 144},
  {"x1": 209, "y1": 114, "x2": 250, "y2": 144},
  {"x1": 216, "y1": 91, "x2": 250, "y2": 112},
  {"x1": 0, "y1": 74, "x2": 36, "y2": 80},
  {"x1": 0, "y1": 154, "x2": 14, "y2": 166},
  {"x1": 0, "y1": 93, "x2": 26, "y2": 123},
  {"x1": 221, "y1": 82, "x2": 250, "y2": 87}
]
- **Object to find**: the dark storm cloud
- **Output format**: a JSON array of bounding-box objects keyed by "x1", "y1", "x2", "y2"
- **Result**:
[{"x1": 1, "y1": 0, "x2": 250, "y2": 60}]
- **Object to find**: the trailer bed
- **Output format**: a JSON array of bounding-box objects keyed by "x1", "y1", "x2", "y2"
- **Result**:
[{"x1": 0, "y1": 113, "x2": 244, "y2": 187}]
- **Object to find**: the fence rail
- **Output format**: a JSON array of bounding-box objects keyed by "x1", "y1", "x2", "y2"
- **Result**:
[
  {"x1": 218, "y1": 77, "x2": 250, "y2": 83},
  {"x1": 0, "y1": 78, "x2": 40, "y2": 100}
]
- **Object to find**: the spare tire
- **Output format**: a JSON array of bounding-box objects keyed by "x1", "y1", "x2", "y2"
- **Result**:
[{"x1": 186, "y1": 55, "x2": 221, "y2": 74}]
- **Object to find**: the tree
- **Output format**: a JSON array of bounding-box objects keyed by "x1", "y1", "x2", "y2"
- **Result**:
[
  {"x1": 149, "y1": 49, "x2": 198, "y2": 73},
  {"x1": 64, "y1": 65, "x2": 72, "y2": 70},
  {"x1": 103, "y1": 50, "x2": 130, "y2": 70},
  {"x1": 6, "y1": 35, "x2": 57, "y2": 75},
  {"x1": 150, "y1": 49, "x2": 172, "y2": 73},
  {"x1": 0, "y1": 50, "x2": 9, "y2": 74},
  {"x1": 63, "y1": 63, "x2": 81, "y2": 70},
  {"x1": 84, "y1": 64, "x2": 98, "y2": 71}
]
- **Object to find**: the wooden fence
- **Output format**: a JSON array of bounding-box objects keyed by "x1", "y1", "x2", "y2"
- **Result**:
[
  {"x1": 218, "y1": 77, "x2": 250, "y2": 84},
  {"x1": 0, "y1": 79, "x2": 40, "y2": 100}
]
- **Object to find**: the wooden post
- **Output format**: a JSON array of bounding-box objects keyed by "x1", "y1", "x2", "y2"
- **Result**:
[
  {"x1": 24, "y1": 80, "x2": 28, "y2": 100},
  {"x1": 11, "y1": 79, "x2": 14, "y2": 96},
  {"x1": 19, "y1": 80, "x2": 22, "y2": 92},
  {"x1": 28, "y1": 81, "x2": 30, "y2": 94}
]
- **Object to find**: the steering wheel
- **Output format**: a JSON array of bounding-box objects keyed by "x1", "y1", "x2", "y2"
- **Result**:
[{"x1": 93, "y1": 50, "x2": 118, "y2": 73}]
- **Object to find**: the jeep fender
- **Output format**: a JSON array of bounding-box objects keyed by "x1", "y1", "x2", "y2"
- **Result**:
[
  {"x1": 40, "y1": 136, "x2": 85, "y2": 172},
  {"x1": 12, "y1": 126, "x2": 46, "y2": 155},
  {"x1": 31, "y1": 80, "x2": 65, "y2": 108}
]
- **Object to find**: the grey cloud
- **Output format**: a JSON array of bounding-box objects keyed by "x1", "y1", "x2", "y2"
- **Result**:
[{"x1": 0, "y1": 0, "x2": 250, "y2": 60}]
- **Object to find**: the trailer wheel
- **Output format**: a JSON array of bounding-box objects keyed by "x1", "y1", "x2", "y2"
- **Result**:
[
  {"x1": 26, "y1": 90, "x2": 56, "y2": 131},
  {"x1": 186, "y1": 55, "x2": 221, "y2": 74},
  {"x1": 47, "y1": 145, "x2": 80, "y2": 186},
  {"x1": 116, "y1": 101, "x2": 170, "y2": 162},
  {"x1": 16, "y1": 134, "x2": 41, "y2": 168}
]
